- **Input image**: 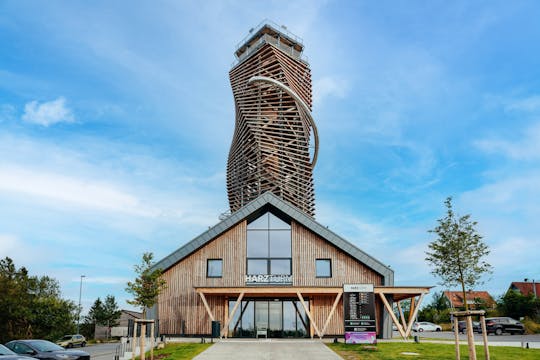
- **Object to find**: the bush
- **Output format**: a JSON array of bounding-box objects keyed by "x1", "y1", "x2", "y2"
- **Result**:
[{"x1": 522, "y1": 318, "x2": 540, "y2": 334}]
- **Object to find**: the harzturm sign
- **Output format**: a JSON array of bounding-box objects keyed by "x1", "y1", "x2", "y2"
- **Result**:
[{"x1": 343, "y1": 284, "x2": 376, "y2": 344}]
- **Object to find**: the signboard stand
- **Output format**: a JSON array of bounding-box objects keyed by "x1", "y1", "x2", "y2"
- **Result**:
[{"x1": 343, "y1": 284, "x2": 376, "y2": 344}]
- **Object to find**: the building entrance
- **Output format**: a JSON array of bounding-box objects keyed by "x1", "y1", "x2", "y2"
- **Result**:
[{"x1": 228, "y1": 298, "x2": 310, "y2": 338}]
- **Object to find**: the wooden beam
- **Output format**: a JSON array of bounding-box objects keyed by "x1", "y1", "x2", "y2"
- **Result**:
[
  {"x1": 224, "y1": 297, "x2": 229, "y2": 338},
  {"x1": 197, "y1": 292, "x2": 215, "y2": 322},
  {"x1": 321, "y1": 290, "x2": 342, "y2": 337},
  {"x1": 378, "y1": 292, "x2": 406, "y2": 339},
  {"x1": 196, "y1": 286, "x2": 344, "y2": 295},
  {"x1": 408, "y1": 297, "x2": 416, "y2": 324},
  {"x1": 297, "y1": 291, "x2": 321, "y2": 339},
  {"x1": 404, "y1": 294, "x2": 425, "y2": 338},
  {"x1": 397, "y1": 301, "x2": 407, "y2": 330},
  {"x1": 220, "y1": 292, "x2": 245, "y2": 338}
]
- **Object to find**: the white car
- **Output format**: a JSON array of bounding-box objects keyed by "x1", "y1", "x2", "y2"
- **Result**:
[{"x1": 413, "y1": 321, "x2": 442, "y2": 332}]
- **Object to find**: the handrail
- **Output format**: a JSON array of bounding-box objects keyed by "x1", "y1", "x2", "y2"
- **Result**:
[{"x1": 247, "y1": 76, "x2": 319, "y2": 168}]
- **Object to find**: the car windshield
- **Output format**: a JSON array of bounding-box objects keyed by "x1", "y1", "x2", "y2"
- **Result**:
[
  {"x1": 0, "y1": 344, "x2": 16, "y2": 355},
  {"x1": 29, "y1": 340, "x2": 64, "y2": 352}
]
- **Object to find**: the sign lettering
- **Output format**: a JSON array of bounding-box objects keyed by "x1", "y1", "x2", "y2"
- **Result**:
[{"x1": 245, "y1": 274, "x2": 292, "y2": 284}]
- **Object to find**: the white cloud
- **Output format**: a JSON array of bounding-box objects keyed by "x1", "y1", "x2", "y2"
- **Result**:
[
  {"x1": 0, "y1": 164, "x2": 156, "y2": 217},
  {"x1": 22, "y1": 97, "x2": 74, "y2": 126},
  {"x1": 505, "y1": 95, "x2": 540, "y2": 113},
  {"x1": 475, "y1": 121, "x2": 540, "y2": 160},
  {"x1": 313, "y1": 76, "x2": 349, "y2": 103},
  {"x1": 78, "y1": 276, "x2": 131, "y2": 285},
  {"x1": 0, "y1": 104, "x2": 17, "y2": 122}
]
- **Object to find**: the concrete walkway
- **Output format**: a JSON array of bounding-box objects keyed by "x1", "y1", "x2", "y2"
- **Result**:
[{"x1": 193, "y1": 339, "x2": 342, "y2": 360}]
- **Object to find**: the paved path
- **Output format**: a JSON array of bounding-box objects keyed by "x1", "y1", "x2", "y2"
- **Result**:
[{"x1": 193, "y1": 339, "x2": 342, "y2": 360}]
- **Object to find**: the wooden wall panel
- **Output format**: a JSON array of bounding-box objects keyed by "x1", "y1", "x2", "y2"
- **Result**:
[
  {"x1": 158, "y1": 221, "x2": 246, "y2": 334},
  {"x1": 292, "y1": 222, "x2": 383, "y2": 287}
]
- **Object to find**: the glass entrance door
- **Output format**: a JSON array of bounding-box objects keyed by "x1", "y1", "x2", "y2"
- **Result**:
[
  {"x1": 268, "y1": 301, "x2": 283, "y2": 337},
  {"x1": 228, "y1": 298, "x2": 309, "y2": 338}
]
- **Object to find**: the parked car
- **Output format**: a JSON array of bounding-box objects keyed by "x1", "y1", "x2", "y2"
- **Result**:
[
  {"x1": 452, "y1": 320, "x2": 482, "y2": 334},
  {"x1": 55, "y1": 335, "x2": 86, "y2": 348},
  {"x1": 0, "y1": 344, "x2": 28, "y2": 360},
  {"x1": 5, "y1": 340, "x2": 90, "y2": 360},
  {"x1": 412, "y1": 321, "x2": 442, "y2": 332},
  {"x1": 485, "y1": 317, "x2": 525, "y2": 335}
]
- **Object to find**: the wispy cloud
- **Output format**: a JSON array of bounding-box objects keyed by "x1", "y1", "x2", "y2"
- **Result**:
[
  {"x1": 475, "y1": 121, "x2": 540, "y2": 160},
  {"x1": 504, "y1": 95, "x2": 540, "y2": 113},
  {"x1": 0, "y1": 165, "x2": 155, "y2": 216},
  {"x1": 313, "y1": 76, "x2": 349, "y2": 103},
  {"x1": 0, "y1": 104, "x2": 17, "y2": 122},
  {"x1": 22, "y1": 97, "x2": 74, "y2": 126}
]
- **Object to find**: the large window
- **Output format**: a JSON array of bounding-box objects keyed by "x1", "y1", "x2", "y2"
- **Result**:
[
  {"x1": 247, "y1": 212, "x2": 291, "y2": 275},
  {"x1": 207, "y1": 259, "x2": 223, "y2": 278},
  {"x1": 315, "y1": 259, "x2": 332, "y2": 278}
]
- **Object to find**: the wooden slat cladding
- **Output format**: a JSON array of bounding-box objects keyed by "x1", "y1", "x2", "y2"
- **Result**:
[
  {"x1": 227, "y1": 42, "x2": 317, "y2": 216},
  {"x1": 158, "y1": 221, "x2": 247, "y2": 335},
  {"x1": 292, "y1": 222, "x2": 383, "y2": 287},
  {"x1": 292, "y1": 222, "x2": 384, "y2": 335}
]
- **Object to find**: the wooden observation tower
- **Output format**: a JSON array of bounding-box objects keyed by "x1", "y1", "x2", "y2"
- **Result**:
[{"x1": 227, "y1": 22, "x2": 318, "y2": 217}]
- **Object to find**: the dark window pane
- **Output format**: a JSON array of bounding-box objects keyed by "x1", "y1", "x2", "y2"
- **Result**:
[
  {"x1": 316, "y1": 259, "x2": 331, "y2": 277},
  {"x1": 269, "y1": 230, "x2": 291, "y2": 257},
  {"x1": 207, "y1": 259, "x2": 223, "y2": 277},
  {"x1": 270, "y1": 259, "x2": 291, "y2": 275},
  {"x1": 247, "y1": 259, "x2": 268, "y2": 275},
  {"x1": 247, "y1": 230, "x2": 269, "y2": 257},
  {"x1": 269, "y1": 213, "x2": 290, "y2": 229},
  {"x1": 247, "y1": 213, "x2": 269, "y2": 229}
]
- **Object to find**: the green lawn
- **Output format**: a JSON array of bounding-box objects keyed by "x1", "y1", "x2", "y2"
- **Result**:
[
  {"x1": 139, "y1": 343, "x2": 213, "y2": 360},
  {"x1": 327, "y1": 342, "x2": 540, "y2": 360}
]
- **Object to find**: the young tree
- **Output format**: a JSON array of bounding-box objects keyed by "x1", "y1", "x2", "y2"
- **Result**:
[
  {"x1": 425, "y1": 197, "x2": 492, "y2": 310},
  {"x1": 125, "y1": 252, "x2": 166, "y2": 318}
]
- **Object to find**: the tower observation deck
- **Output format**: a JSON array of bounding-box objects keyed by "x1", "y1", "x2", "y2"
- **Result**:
[{"x1": 227, "y1": 22, "x2": 318, "y2": 217}]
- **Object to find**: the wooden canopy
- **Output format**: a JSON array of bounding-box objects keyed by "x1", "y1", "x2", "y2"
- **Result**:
[{"x1": 195, "y1": 285, "x2": 431, "y2": 340}]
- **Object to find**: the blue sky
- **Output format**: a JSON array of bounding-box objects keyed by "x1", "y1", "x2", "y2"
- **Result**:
[{"x1": 1, "y1": 0, "x2": 540, "y2": 314}]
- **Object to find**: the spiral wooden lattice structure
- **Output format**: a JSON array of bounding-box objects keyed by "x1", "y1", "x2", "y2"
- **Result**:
[{"x1": 227, "y1": 24, "x2": 318, "y2": 217}]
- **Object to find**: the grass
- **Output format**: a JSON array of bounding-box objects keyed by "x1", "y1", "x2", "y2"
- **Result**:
[
  {"x1": 137, "y1": 343, "x2": 213, "y2": 360},
  {"x1": 327, "y1": 342, "x2": 540, "y2": 360}
]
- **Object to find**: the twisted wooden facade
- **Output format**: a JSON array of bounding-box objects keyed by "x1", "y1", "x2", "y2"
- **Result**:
[{"x1": 227, "y1": 24, "x2": 318, "y2": 217}]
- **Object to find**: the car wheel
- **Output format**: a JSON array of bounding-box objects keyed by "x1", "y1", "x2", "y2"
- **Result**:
[
  {"x1": 495, "y1": 328, "x2": 502, "y2": 335},
  {"x1": 81, "y1": 342, "x2": 86, "y2": 347},
  {"x1": 418, "y1": 328, "x2": 424, "y2": 332},
  {"x1": 436, "y1": 328, "x2": 441, "y2": 332}
]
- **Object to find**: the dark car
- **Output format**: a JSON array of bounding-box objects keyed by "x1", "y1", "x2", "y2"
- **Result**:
[
  {"x1": 453, "y1": 320, "x2": 482, "y2": 334},
  {"x1": 0, "y1": 344, "x2": 29, "y2": 360},
  {"x1": 485, "y1": 317, "x2": 525, "y2": 335},
  {"x1": 5, "y1": 340, "x2": 90, "y2": 360}
]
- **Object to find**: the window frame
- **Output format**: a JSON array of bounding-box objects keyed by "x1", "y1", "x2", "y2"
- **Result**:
[
  {"x1": 315, "y1": 258, "x2": 332, "y2": 278},
  {"x1": 207, "y1": 258, "x2": 223, "y2": 278}
]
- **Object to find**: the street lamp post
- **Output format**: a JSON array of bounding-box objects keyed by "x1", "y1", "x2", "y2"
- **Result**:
[{"x1": 77, "y1": 275, "x2": 86, "y2": 334}]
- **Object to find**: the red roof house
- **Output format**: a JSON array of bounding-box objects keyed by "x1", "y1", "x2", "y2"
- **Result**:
[
  {"x1": 443, "y1": 290, "x2": 497, "y2": 309},
  {"x1": 509, "y1": 281, "x2": 540, "y2": 297}
]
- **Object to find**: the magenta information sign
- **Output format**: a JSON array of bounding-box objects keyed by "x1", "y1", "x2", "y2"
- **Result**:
[{"x1": 344, "y1": 331, "x2": 377, "y2": 344}]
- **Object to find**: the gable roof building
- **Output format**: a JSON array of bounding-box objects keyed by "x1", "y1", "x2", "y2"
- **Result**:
[
  {"x1": 443, "y1": 290, "x2": 496, "y2": 309},
  {"x1": 509, "y1": 281, "x2": 539, "y2": 297}
]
